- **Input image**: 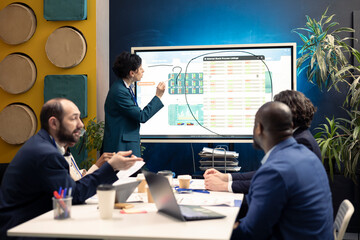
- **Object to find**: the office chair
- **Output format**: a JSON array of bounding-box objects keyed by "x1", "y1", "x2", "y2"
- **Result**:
[{"x1": 333, "y1": 199, "x2": 355, "y2": 240}]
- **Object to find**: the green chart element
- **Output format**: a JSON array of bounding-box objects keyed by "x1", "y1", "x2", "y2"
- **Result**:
[
  {"x1": 168, "y1": 104, "x2": 204, "y2": 126},
  {"x1": 168, "y1": 72, "x2": 203, "y2": 95},
  {"x1": 265, "y1": 71, "x2": 272, "y2": 94}
]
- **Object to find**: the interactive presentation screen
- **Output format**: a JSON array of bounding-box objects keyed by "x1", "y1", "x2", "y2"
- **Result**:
[{"x1": 132, "y1": 43, "x2": 296, "y2": 142}]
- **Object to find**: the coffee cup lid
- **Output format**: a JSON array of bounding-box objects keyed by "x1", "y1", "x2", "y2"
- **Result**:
[
  {"x1": 97, "y1": 184, "x2": 115, "y2": 191},
  {"x1": 178, "y1": 175, "x2": 191, "y2": 179}
]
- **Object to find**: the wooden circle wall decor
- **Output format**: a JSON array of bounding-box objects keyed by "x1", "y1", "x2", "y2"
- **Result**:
[
  {"x1": 45, "y1": 27, "x2": 87, "y2": 68},
  {"x1": 0, "y1": 53, "x2": 37, "y2": 94},
  {"x1": 0, "y1": 3, "x2": 37, "y2": 45},
  {"x1": 0, "y1": 104, "x2": 37, "y2": 145}
]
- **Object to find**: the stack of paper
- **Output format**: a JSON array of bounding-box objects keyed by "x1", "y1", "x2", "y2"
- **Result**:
[{"x1": 199, "y1": 147, "x2": 241, "y2": 172}]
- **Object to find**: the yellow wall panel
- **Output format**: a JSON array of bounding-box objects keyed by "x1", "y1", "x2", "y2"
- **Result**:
[{"x1": 0, "y1": 0, "x2": 97, "y2": 163}]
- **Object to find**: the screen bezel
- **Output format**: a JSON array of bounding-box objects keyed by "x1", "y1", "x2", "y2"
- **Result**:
[{"x1": 132, "y1": 43, "x2": 297, "y2": 143}]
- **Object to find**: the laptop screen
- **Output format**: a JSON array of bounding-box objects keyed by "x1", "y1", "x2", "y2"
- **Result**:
[{"x1": 143, "y1": 170, "x2": 185, "y2": 220}]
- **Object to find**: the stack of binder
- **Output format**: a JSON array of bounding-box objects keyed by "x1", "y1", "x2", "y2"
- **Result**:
[{"x1": 198, "y1": 147, "x2": 241, "y2": 173}]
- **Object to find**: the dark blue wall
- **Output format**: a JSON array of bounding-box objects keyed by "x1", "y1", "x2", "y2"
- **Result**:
[{"x1": 109, "y1": 0, "x2": 360, "y2": 175}]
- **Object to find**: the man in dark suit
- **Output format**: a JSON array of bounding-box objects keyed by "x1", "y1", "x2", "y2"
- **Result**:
[
  {"x1": 204, "y1": 90, "x2": 321, "y2": 194},
  {"x1": 231, "y1": 101, "x2": 333, "y2": 239},
  {"x1": 0, "y1": 98, "x2": 143, "y2": 239}
]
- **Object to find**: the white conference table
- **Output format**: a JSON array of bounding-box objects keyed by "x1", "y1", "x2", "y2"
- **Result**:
[{"x1": 8, "y1": 181, "x2": 243, "y2": 240}]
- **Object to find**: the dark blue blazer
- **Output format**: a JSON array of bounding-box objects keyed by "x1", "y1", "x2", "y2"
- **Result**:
[
  {"x1": 231, "y1": 127, "x2": 321, "y2": 193},
  {"x1": 0, "y1": 129, "x2": 118, "y2": 238},
  {"x1": 231, "y1": 137, "x2": 333, "y2": 240},
  {"x1": 103, "y1": 79, "x2": 163, "y2": 157},
  {"x1": 293, "y1": 126, "x2": 321, "y2": 160}
]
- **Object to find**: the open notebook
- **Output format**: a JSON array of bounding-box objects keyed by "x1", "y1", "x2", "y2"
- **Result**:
[{"x1": 143, "y1": 170, "x2": 226, "y2": 221}]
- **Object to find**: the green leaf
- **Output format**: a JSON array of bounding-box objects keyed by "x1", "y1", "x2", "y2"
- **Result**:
[
  {"x1": 323, "y1": 13, "x2": 335, "y2": 25},
  {"x1": 353, "y1": 126, "x2": 360, "y2": 140},
  {"x1": 292, "y1": 31, "x2": 309, "y2": 43},
  {"x1": 332, "y1": 27, "x2": 355, "y2": 33},
  {"x1": 328, "y1": 155, "x2": 334, "y2": 181},
  {"x1": 317, "y1": 32, "x2": 327, "y2": 41},
  {"x1": 325, "y1": 22, "x2": 339, "y2": 32},
  {"x1": 332, "y1": 148, "x2": 341, "y2": 172}
]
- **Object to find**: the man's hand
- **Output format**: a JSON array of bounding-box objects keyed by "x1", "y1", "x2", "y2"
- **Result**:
[
  {"x1": 155, "y1": 82, "x2": 166, "y2": 98},
  {"x1": 233, "y1": 221, "x2": 240, "y2": 229},
  {"x1": 204, "y1": 173, "x2": 229, "y2": 191},
  {"x1": 95, "y1": 152, "x2": 114, "y2": 168},
  {"x1": 203, "y1": 168, "x2": 228, "y2": 181},
  {"x1": 108, "y1": 150, "x2": 143, "y2": 171}
]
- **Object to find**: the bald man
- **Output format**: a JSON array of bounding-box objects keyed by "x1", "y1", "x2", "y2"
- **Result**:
[
  {"x1": 0, "y1": 98, "x2": 143, "y2": 238},
  {"x1": 231, "y1": 102, "x2": 333, "y2": 240}
]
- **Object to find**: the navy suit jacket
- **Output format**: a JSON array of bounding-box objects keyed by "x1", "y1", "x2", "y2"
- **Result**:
[
  {"x1": 231, "y1": 137, "x2": 333, "y2": 240},
  {"x1": 231, "y1": 127, "x2": 321, "y2": 193},
  {"x1": 293, "y1": 126, "x2": 321, "y2": 160},
  {"x1": 0, "y1": 129, "x2": 118, "y2": 238},
  {"x1": 103, "y1": 79, "x2": 163, "y2": 157}
]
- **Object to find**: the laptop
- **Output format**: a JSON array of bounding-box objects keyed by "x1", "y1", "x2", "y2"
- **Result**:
[
  {"x1": 143, "y1": 170, "x2": 226, "y2": 221},
  {"x1": 113, "y1": 180, "x2": 141, "y2": 203}
]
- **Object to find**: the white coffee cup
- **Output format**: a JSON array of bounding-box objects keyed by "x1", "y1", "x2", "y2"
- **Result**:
[
  {"x1": 157, "y1": 170, "x2": 175, "y2": 186},
  {"x1": 177, "y1": 175, "x2": 192, "y2": 189},
  {"x1": 97, "y1": 184, "x2": 116, "y2": 219}
]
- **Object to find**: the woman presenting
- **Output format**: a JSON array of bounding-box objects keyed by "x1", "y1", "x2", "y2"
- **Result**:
[{"x1": 103, "y1": 51, "x2": 165, "y2": 157}]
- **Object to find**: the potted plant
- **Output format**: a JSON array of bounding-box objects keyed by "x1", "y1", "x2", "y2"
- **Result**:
[
  {"x1": 73, "y1": 117, "x2": 105, "y2": 169},
  {"x1": 293, "y1": 8, "x2": 360, "y2": 233},
  {"x1": 293, "y1": 8, "x2": 360, "y2": 182}
]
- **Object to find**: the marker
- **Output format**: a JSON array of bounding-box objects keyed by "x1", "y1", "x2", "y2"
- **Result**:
[{"x1": 67, "y1": 187, "x2": 72, "y2": 197}]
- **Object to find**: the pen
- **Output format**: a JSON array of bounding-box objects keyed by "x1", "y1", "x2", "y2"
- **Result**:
[
  {"x1": 68, "y1": 187, "x2": 72, "y2": 197},
  {"x1": 175, "y1": 187, "x2": 210, "y2": 194}
]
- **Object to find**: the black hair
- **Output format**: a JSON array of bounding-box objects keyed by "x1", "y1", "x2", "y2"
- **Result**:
[
  {"x1": 273, "y1": 90, "x2": 316, "y2": 128},
  {"x1": 112, "y1": 51, "x2": 142, "y2": 78},
  {"x1": 40, "y1": 98, "x2": 65, "y2": 132}
]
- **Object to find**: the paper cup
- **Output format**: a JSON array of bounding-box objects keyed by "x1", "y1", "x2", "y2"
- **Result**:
[
  {"x1": 146, "y1": 185, "x2": 154, "y2": 203},
  {"x1": 137, "y1": 173, "x2": 146, "y2": 193},
  {"x1": 97, "y1": 184, "x2": 116, "y2": 219},
  {"x1": 157, "y1": 170, "x2": 174, "y2": 186},
  {"x1": 178, "y1": 175, "x2": 192, "y2": 189}
]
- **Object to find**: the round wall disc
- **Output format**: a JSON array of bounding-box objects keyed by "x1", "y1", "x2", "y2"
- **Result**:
[
  {"x1": 45, "y1": 27, "x2": 87, "y2": 68},
  {"x1": 0, "y1": 3, "x2": 37, "y2": 45},
  {"x1": 0, "y1": 53, "x2": 37, "y2": 94},
  {"x1": 0, "y1": 104, "x2": 37, "y2": 145}
]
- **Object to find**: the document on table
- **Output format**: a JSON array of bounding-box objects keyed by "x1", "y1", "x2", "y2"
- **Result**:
[
  {"x1": 116, "y1": 161, "x2": 145, "y2": 179},
  {"x1": 175, "y1": 192, "x2": 242, "y2": 207}
]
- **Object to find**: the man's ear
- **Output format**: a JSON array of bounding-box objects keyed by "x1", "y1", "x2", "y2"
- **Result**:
[{"x1": 48, "y1": 116, "x2": 59, "y2": 131}]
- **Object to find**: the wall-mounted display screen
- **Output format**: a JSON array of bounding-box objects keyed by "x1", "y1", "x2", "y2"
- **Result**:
[{"x1": 132, "y1": 43, "x2": 296, "y2": 143}]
